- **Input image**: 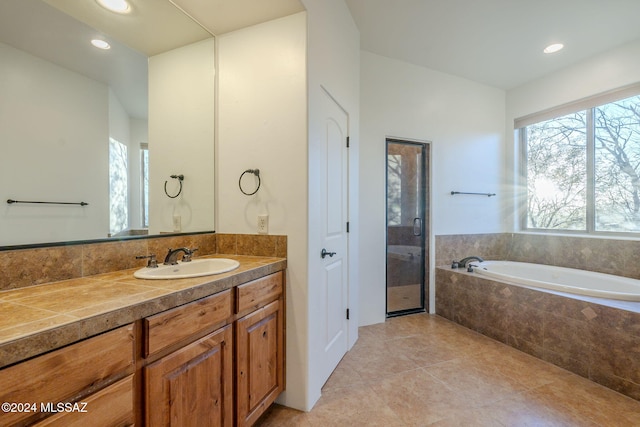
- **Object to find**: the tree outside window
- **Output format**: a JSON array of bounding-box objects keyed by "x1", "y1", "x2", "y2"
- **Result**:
[
  {"x1": 522, "y1": 94, "x2": 640, "y2": 234},
  {"x1": 109, "y1": 137, "x2": 128, "y2": 235}
]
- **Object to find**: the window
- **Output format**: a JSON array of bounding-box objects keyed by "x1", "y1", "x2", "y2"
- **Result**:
[
  {"x1": 109, "y1": 137, "x2": 128, "y2": 235},
  {"x1": 386, "y1": 149, "x2": 423, "y2": 227},
  {"x1": 387, "y1": 153, "x2": 402, "y2": 226},
  {"x1": 521, "y1": 93, "x2": 640, "y2": 234}
]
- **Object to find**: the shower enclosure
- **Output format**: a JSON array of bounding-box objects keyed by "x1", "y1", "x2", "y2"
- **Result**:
[{"x1": 386, "y1": 138, "x2": 429, "y2": 316}]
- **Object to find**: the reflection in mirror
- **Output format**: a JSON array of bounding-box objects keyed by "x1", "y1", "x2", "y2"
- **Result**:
[{"x1": 0, "y1": 0, "x2": 215, "y2": 247}]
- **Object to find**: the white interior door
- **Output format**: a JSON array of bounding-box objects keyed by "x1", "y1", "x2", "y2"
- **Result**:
[{"x1": 318, "y1": 88, "x2": 349, "y2": 384}]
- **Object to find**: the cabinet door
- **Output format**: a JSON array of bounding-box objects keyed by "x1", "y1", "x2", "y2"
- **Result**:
[
  {"x1": 145, "y1": 325, "x2": 233, "y2": 427},
  {"x1": 236, "y1": 299, "x2": 284, "y2": 427}
]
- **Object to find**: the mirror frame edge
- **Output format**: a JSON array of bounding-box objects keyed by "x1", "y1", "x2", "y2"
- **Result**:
[{"x1": 0, "y1": 230, "x2": 216, "y2": 252}]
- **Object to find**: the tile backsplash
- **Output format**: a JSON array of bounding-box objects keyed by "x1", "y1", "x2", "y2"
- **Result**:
[{"x1": 0, "y1": 233, "x2": 286, "y2": 291}]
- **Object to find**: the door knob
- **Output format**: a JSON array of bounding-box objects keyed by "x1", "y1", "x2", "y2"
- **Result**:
[{"x1": 321, "y1": 248, "x2": 336, "y2": 259}]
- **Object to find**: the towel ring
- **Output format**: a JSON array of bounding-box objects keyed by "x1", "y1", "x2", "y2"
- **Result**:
[
  {"x1": 239, "y1": 169, "x2": 260, "y2": 196},
  {"x1": 164, "y1": 174, "x2": 184, "y2": 198}
]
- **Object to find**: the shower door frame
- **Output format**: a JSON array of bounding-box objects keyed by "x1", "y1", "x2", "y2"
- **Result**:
[{"x1": 385, "y1": 137, "x2": 430, "y2": 317}]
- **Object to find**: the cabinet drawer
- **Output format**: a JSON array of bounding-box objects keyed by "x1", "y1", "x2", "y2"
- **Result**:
[
  {"x1": 34, "y1": 375, "x2": 134, "y2": 427},
  {"x1": 236, "y1": 272, "x2": 283, "y2": 314},
  {"x1": 0, "y1": 324, "x2": 134, "y2": 426},
  {"x1": 145, "y1": 290, "x2": 232, "y2": 357}
]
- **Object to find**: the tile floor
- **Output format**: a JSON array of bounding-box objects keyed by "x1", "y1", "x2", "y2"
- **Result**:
[
  {"x1": 256, "y1": 313, "x2": 640, "y2": 426},
  {"x1": 387, "y1": 284, "x2": 422, "y2": 312}
]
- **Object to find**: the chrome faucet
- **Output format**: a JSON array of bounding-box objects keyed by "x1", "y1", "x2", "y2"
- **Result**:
[
  {"x1": 136, "y1": 254, "x2": 158, "y2": 268},
  {"x1": 163, "y1": 247, "x2": 195, "y2": 265},
  {"x1": 456, "y1": 256, "x2": 484, "y2": 268}
]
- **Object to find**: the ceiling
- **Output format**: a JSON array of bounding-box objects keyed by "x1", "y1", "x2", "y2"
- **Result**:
[
  {"x1": 171, "y1": 0, "x2": 305, "y2": 35},
  {"x1": 12, "y1": 0, "x2": 639, "y2": 113},
  {"x1": 44, "y1": 0, "x2": 212, "y2": 56},
  {"x1": 0, "y1": 0, "x2": 304, "y2": 119},
  {"x1": 345, "y1": 0, "x2": 640, "y2": 90}
]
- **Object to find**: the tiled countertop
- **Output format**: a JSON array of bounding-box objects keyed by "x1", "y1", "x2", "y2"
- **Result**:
[{"x1": 0, "y1": 254, "x2": 286, "y2": 368}]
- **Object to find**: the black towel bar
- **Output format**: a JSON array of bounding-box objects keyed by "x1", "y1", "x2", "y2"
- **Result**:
[
  {"x1": 450, "y1": 191, "x2": 496, "y2": 197},
  {"x1": 7, "y1": 199, "x2": 88, "y2": 206}
]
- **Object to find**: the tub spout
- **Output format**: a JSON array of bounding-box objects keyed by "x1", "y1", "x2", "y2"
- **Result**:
[{"x1": 457, "y1": 256, "x2": 484, "y2": 268}]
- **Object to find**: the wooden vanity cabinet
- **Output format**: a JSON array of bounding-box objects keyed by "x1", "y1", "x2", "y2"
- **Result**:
[
  {"x1": 0, "y1": 324, "x2": 135, "y2": 427},
  {"x1": 0, "y1": 269, "x2": 285, "y2": 427},
  {"x1": 235, "y1": 272, "x2": 285, "y2": 427},
  {"x1": 142, "y1": 272, "x2": 285, "y2": 427},
  {"x1": 143, "y1": 290, "x2": 234, "y2": 427}
]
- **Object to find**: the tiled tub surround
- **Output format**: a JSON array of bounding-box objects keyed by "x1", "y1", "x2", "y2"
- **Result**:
[
  {"x1": 436, "y1": 267, "x2": 640, "y2": 401},
  {"x1": 435, "y1": 233, "x2": 510, "y2": 267},
  {"x1": 436, "y1": 233, "x2": 640, "y2": 280},
  {"x1": 0, "y1": 232, "x2": 286, "y2": 367}
]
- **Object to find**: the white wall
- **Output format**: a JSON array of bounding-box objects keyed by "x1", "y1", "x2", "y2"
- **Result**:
[
  {"x1": 302, "y1": 0, "x2": 360, "y2": 411},
  {"x1": 216, "y1": 13, "x2": 308, "y2": 410},
  {"x1": 148, "y1": 38, "x2": 215, "y2": 235},
  {"x1": 359, "y1": 51, "x2": 506, "y2": 325},
  {"x1": 0, "y1": 41, "x2": 109, "y2": 245},
  {"x1": 129, "y1": 118, "x2": 148, "y2": 230},
  {"x1": 108, "y1": 89, "x2": 131, "y2": 149},
  {"x1": 505, "y1": 39, "x2": 640, "y2": 227},
  {"x1": 507, "y1": 40, "x2": 640, "y2": 122}
]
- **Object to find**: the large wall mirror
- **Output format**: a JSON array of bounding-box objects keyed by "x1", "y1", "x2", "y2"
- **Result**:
[{"x1": 0, "y1": 0, "x2": 215, "y2": 247}]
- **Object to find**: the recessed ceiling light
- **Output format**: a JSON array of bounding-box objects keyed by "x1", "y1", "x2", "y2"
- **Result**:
[
  {"x1": 96, "y1": 0, "x2": 130, "y2": 14},
  {"x1": 543, "y1": 43, "x2": 564, "y2": 54},
  {"x1": 91, "y1": 39, "x2": 111, "y2": 50}
]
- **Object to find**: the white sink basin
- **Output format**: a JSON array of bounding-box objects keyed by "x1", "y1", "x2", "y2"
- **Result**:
[{"x1": 134, "y1": 258, "x2": 240, "y2": 280}]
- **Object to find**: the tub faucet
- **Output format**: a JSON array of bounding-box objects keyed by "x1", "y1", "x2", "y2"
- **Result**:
[
  {"x1": 163, "y1": 247, "x2": 194, "y2": 265},
  {"x1": 457, "y1": 256, "x2": 484, "y2": 268}
]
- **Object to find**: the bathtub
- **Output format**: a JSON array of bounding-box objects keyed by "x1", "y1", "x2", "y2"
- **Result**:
[{"x1": 472, "y1": 261, "x2": 640, "y2": 302}]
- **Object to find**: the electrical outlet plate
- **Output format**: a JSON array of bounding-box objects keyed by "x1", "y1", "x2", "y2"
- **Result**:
[{"x1": 257, "y1": 214, "x2": 269, "y2": 234}]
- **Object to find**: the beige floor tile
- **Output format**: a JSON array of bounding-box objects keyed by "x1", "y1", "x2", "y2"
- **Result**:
[
  {"x1": 460, "y1": 344, "x2": 574, "y2": 390},
  {"x1": 305, "y1": 385, "x2": 405, "y2": 427},
  {"x1": 322, "y1": 352, "x2": 367, "y2": 391},
  {"x1": 256, "y1": 404, "x2": 312, "y2": 427},
  {"x1": 390, "y1": 332, "x2": 470, "y2": 368},
  {"x1": 488, "y1": 391, "x2": 600, "y2": 427},
  {"x1": 370, "y1": 368, "x2": 469, "y2": 426},
  {"x1": 527, "y1": 375, "x2": 640, "y2": 426},
  {"x1": 424, "y1": 357, "x2": 528, "y2": 407},
  {"x1": 256, "y1": 313, "x2": 640, "y2": 427},
  {"x1": 426, "y1": 407, "x2": 504, "y2": 427}
]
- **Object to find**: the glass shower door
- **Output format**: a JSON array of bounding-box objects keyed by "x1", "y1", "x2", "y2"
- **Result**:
[{"x1": 386, "y1": 139, "x2": 427, "y2": 316}]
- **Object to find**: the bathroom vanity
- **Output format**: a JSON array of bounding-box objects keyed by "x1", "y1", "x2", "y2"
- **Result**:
[{"x1": 0, "y1": 255, "x2": 285, "y2": 426}]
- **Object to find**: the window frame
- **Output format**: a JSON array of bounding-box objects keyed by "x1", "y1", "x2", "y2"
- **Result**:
[
  {"x1": 517, "y1": 85, "x2": 640, "y2": 237},
  {"x1": 140, "y1": 143, "x2": 149, "y2": 229}
]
